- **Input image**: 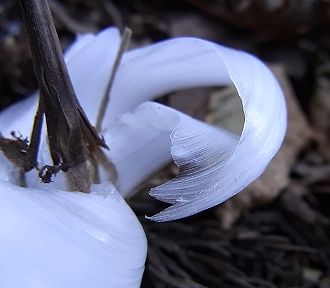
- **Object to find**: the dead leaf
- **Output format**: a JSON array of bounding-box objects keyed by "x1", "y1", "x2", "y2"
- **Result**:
[{"x1": 310, "y1": 63, "x2": 330, "y2": 160}]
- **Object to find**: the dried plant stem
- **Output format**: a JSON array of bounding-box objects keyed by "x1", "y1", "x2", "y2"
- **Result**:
[
  {"x1": 96, "y1": 28, "x2": 132, "y2": 132},
  {"x1": 0, "y1": 0, "x2": 119, "y2": 191},
  {"x1": 91, "y1": 28, "x2": 132, "y2": 185},
  {"x1": 28, "y1": 95, "x2": 44, "y2": 166},
  {"x1": 17, "y1": 169, "x2": 27, "y2": 187},
  {"x1": 18, "y1": 0, "x2": 107, "y2": 192}
]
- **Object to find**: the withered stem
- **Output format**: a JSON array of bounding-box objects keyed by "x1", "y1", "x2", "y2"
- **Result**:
[
  {"x1": 19, "y1": 0, "x2": 107, "y2": 192},
  {"x1": 27, "y1": 94, "x2": 44, "y2": 167},
  {"x1": 96, "y1": 28, "x2": 132, "y2": 132},
  {"x1": 17, "y1": 170, "x2": 27, "y2": 187}
]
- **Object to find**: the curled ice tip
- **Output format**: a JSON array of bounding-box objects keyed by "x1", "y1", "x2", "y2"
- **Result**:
[
  {"x1": 105, "y1": 34, "x2": 287, "y2": 221},
  {"x1": 60, "y1": 28, "x2": 287, "y2": 222}
]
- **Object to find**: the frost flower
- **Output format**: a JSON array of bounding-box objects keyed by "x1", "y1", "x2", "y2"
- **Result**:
[{"x1": 0, "y1": 27, "x2": 286, "y2": 287}]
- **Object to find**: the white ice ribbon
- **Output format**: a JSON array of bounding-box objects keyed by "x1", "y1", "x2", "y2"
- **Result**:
[
  {"x1": 0, "y1": 181, "x2": 147, "y2": 288},
  {"x1": 102, "y1": 30, "x2": 287, "y2": 221},
  {"x1": 0, "y1": 27, "x2": 287, "y2": 287}
]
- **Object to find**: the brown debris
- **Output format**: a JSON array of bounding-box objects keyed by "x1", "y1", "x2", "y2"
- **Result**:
[
  {"x1": 184, "y1": 0, "x2": 330, "y2": 41},
  {"x1": 169, "y1": 88, "x2": 213, "y2": 121},
  {"x1": 310, "y1": 61, "x2": 330, "y2": 160}
]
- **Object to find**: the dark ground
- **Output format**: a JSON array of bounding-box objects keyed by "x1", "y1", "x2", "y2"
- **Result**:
[{"x1": 0, "y1": 1, "x2": 329, "y2": 287}]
